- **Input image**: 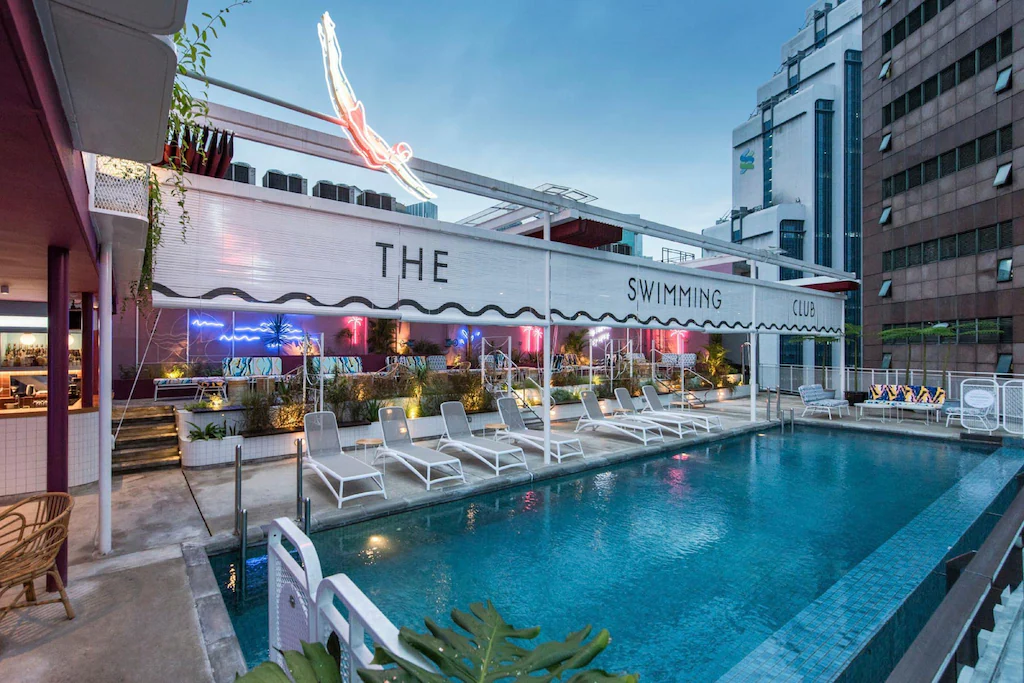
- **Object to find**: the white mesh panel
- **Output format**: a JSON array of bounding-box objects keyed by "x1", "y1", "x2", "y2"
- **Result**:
[
  {"x1": 1001, "y1": 380, "x2": 1024, "y2": 435},
  {"x1": 92, "y1": 156, "x2": 149, "y2": 217},
  {"x1": 271, "y1": 572, "x2": 311, "y2": 669}
]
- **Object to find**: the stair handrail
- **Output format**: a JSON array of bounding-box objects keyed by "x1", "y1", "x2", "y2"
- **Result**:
[
  {"x1": 886, "y1": 483, "x2": 1024, "y2": 682},
  {"x1": 113, "y1": 308, "x2": 163, "y2": 445}
]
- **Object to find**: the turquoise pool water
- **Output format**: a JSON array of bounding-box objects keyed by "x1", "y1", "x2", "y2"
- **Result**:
[{"x1": 211, "y1": 428, "x2": 995, "y2": 681}]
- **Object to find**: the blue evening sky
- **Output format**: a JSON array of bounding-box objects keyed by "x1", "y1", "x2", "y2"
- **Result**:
[{"x1": 185, "y1": 0, "x2": 814, "y2": 256}]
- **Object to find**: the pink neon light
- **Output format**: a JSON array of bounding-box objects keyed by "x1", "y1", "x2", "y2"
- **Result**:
[
  {"x1": 345, "y1": 317, "x2": 364, "y2": 345},
  {"x1": 670, "y1": 330, "x2": 689, "y2": 355},
  {"x1": 318, "y1": 13, "x2": 436, "y2": 201},
  {"x1": 520, "y1": 326, "x2": 543, "y2": 353}
]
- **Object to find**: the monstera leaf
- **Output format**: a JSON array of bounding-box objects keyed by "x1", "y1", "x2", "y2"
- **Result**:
[
  {"x1": 236, "y1": 640, "x2": 342, "y2": 683},
  {"x1": 357, "y1": 601, "x2": 638, "y2": 683}
]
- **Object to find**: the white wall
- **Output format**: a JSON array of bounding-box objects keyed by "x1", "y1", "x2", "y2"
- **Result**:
[{"x1": 0, "y1": 410, "x2": 99, "y2": 497}]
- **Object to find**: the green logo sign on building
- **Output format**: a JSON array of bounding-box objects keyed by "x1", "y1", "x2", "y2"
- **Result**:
[{"x1": 739, "y1": 149, "x2": 755, "y2": 174}]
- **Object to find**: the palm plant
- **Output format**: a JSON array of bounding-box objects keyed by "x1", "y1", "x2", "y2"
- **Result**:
[
  {"x1": 367, "y1": 319, "x2": 398, "y2": 355},
  {"x1": 877, "y1": 322, "x2": 962, "y2": 386},
  {"x1": 262, "y1": 314, "x2": 290, "y2": 353},
  {"x1": 561, "y1": 330, "x2": 588, "y2": 357}
]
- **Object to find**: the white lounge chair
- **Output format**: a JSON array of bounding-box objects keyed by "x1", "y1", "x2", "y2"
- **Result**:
[
  {"x1": 303, "y1": 412, "x2": 387, "y2": 508},
  {"x1": 797, "y1": 384, "x2": 850, "y2": 419},
  {"x1": 376, "y1": 407, "x2": 466, "y2": 490},
  {"x1": 616, "y1": 387, "x2": 697, "y2": 438},
  {"x1": 496, "y1": 397, "x2": 584, "y2": 462},
  {"x1": 438, "y1": 401, "x2": 529, "y2": 476},
  {"x1": 575, "y1": 391, "x2": 664, "y2": 445},
  {"x1": 641, "y1": 385, "x2": 723, "y2": 432}
]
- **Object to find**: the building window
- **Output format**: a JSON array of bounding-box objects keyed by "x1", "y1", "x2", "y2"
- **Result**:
[
  {"x1": 879, "y1": 133, "x2": 892, "y2": 152},
  {"x1": 781, "y1": 335, "x2": 804, "y2": 366},
  {"x1": 779, "y1": 220, "x2": 805, "y2": 280},
  {"x1": 788, "y1": 61, "x2": 800, "y2": 94},
  {"x1": 997, "y1": 354, "x2": 1013, "y2": 374},
  {"x1": 814, "y1": 100, "x2": 834, "y2": 267},
  {"x1": 814, "y1": 12, "x2": 827, "y2": 47},
  {"x1": 997, "y1": 258, "x2": 1013, "y2": 282},
  {"x1": 881, "y1": 352, "x2": 892, "y2": 370},
  {"x1": 879, "y1": 60, "x2": 892, "y2": 80},
  {"x1": 843, "y1": 49, "x2": 862, "y2": 349},
  {"x1": 995, "y1": 67, "x2": 1012, "y2": 93},
  {"x1": 994, "y1": 163, "x2": 1013, "y2": 187},
  {"x1": 879, "y1": 207, "x2": 892, "y2": 225},
  {"x1": 879, "y1": 279, "x2": 892, "y2": 297}
]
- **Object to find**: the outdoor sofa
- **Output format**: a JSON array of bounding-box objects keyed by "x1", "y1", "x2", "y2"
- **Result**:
[{"x1": 858, "y1": 384, "x2": 947, "y2": 423}]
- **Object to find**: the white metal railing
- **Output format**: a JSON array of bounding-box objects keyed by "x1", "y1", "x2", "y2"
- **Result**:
[
  {"x1": 267, "y1": 518, "x2": 431, "y2": 679},
  {"x1": 759, "y1": 364, "x2": 1024, "y2": 432},
  {"x1": 759, "y1": 364, "x2": 1024, "y2": 401}
]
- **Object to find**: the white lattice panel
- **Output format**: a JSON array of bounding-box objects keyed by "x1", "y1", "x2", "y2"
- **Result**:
[
  {"x1": 1001, "y1": 380, "x2": 1024, "y2": 435},
  {"x1": 92, "y1": 156, "x2": 149, "y2": 217}
]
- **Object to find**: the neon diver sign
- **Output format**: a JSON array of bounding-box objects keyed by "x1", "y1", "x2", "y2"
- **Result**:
[{"x1": 318, "y1": 12, "x2": 436, "y2": 201}]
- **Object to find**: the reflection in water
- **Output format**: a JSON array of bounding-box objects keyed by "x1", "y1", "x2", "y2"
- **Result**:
[{"x1": 214, "y1": 429, "x2": 995, "y2": 681}]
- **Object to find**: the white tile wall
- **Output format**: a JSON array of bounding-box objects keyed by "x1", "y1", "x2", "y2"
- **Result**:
[{"x1": 0, "y1": 411, "x2": 100, "y2": 497}]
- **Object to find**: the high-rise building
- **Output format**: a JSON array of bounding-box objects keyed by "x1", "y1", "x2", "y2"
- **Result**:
[
  {"x1": 702, "y1": 0, "x2": 863, "y2": 368},
  {"x1": 861, "y1": 0, "x2": 1020, "y2": 374}
]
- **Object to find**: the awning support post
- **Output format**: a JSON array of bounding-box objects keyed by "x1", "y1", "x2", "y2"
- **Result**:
[
  {"x1": 542, "y1": 212, "x2": 552, "y2": 466},
  {"x1": 98, "y1": 242, "x2": 113, "y2": 554}
]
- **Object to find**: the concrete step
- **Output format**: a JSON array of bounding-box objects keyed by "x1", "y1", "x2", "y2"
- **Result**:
[
  {"x1": 114, "y1": 404, "x2": 175, "y2": 420},
  {"x1": 115, "y1": 422, "x2": 178, "y2": 445},
  {"x1": 112, "y1": 444, "x2": 180, "y2": 474},
  {"x1": 958, "y1": 665, "x2": 975, "y2": 683},
  {"x1": 978, "y1": 628, "x2": 993, "y2": 656}
]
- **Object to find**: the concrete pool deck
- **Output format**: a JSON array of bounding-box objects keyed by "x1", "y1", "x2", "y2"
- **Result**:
[{"x1": 0, "y1": 394, "x2": 1017, "y2": 682}]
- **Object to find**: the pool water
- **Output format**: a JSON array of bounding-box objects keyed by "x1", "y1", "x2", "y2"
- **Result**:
[{"x1": 212, "y1": 428, "x2": 994, "y2": 681}]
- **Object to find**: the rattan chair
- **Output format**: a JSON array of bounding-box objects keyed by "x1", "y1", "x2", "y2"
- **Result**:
[{"x1": 0, "y1": 492, "x2": 75, "y2": 623}]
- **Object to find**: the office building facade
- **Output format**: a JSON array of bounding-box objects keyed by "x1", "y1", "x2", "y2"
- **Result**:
[
  {"x1": 702, "y1": 0, "x2": 863, "y2": 369},
  {"x1": 861, "y1": 0, "x2": 1021, "y2": 374}
]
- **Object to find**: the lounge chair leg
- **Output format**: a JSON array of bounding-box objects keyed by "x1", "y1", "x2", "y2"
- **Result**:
[{"x1": 48, "y1": 570, "x2": 75, "y2": 620}]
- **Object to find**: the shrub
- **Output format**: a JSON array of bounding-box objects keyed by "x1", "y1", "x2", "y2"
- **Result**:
[{"x1": 240, "y1": 390, "x2": 273, "y2": 435}]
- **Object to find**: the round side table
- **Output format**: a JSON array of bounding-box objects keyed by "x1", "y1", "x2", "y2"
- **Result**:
[
  {"x1": 355, "y1": 437, "x2": 383, "y2": 463},
  {"x1": 484, "y1": 422, "x2": 508, "y2": 439}
]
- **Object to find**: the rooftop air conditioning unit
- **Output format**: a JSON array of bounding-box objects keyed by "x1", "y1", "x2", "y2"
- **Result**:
[
  {"x1": 313, "y1": 181, "x2": 339, "y2": 201},
  {"x1": 379, "y1": 193, "x2": 395, "y2": 212},
  {"x1": 336, "y1": 183, "x2": 356, "y2": 203},
  {"x1": 262, "y1": 169, "x2": 289, "y2": 192},
  {"x1": 359, "y1": 190, "x2": 383, "y2": 210},
  {"x1": 287, "y1": 173, "x2": 307, "y2": 195},
  {"x1": 227, "y1": 162, "x2": 255, "y2": 185}
]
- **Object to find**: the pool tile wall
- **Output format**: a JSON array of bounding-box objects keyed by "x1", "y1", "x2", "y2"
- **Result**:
[{"x1": 720, "y1": 443, "x2": 1024, "y2": 682}]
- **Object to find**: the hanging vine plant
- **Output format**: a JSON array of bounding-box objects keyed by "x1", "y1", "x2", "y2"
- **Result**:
[{"x1": 131, "y1": 1, "x2": 252, "y2": 308}]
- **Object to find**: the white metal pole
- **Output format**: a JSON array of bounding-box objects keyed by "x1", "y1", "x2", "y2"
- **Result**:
[
  {"x1": 231, "y1": 311, "x2": 236, "y2": 357},
  {"x1": 98, "y1": 242, "x2": 113, "y2": 554},
  {"x1": 750, "y1": 332, "x2": 758, "y2": 422},
  {"x1": 838, "y1": 334, "x2": 846, "y2": 397},
  {"x1": 750, "y1": 289, "x2": 758, "y2": 423},
  {"x1": 185, "y1": 308, "x2": 190, "y2": 366},
  {"x1": 319, "y1": 332, "x2": 325, "y2": 411},
  {"x1": 542, "y1": 212, "x2": 552, "y2": 466}
]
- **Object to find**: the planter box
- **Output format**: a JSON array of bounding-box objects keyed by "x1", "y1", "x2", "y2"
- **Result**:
[
  {"x1": 181, "y1": 435, "x2": 243, "y2": 468},
  {"x1": 176, "y1": 408, "x2": 245, "y2": 441}
]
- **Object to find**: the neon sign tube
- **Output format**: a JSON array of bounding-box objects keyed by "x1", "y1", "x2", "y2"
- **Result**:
[{"x1": 318, "y1": 12, "x2": 436, "y2": 201}]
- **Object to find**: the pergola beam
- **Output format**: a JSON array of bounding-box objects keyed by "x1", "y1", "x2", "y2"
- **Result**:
[{"x1": 188, "y1": 71, "x2": 856, "y2": 282}]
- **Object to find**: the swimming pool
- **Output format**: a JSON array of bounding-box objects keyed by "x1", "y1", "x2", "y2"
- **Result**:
[{"x1": 211, "y1": 428, "x2": 997, "y2": 681}]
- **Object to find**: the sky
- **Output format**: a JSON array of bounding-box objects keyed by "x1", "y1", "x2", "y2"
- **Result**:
[{"x1": 184, "y1": 0, "x2": 816, "y2": 257}]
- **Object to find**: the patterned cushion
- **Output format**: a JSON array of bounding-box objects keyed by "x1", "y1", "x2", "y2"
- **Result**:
[
  {"x1": 313, "y1": 356, "x2": 362, "y2": 375},
  {"x1": 869, "y1": 384, "x2": 886, "y2": 400},
  {"x1": 916, "y1": 385, "x2": 946, "y2": 405},
  {"x1": 222, "y1": 357, "x2": 283, "y2": 377},
  {"x1": 386, "y1": 356, "x2": 427, "y2": 370},
  {"x1": 154, "y1": 377, "x2": 223, "y2": 386},
  {"x1": 427, "y1": 355, "x2": 448, "y2": 371}
]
